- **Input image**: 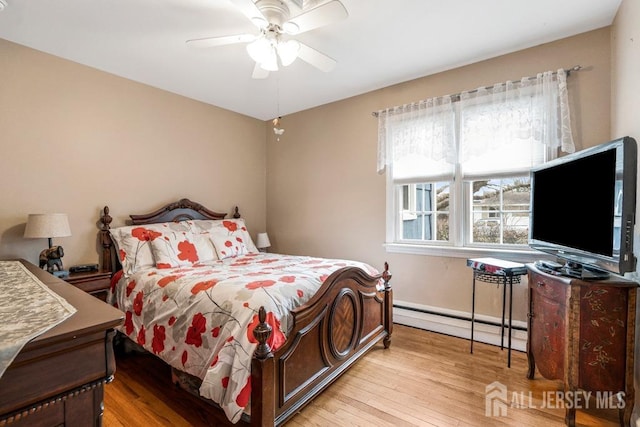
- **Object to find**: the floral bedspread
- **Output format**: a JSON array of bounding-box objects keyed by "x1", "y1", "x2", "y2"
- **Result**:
[{"x1": 108, "y1": 252, "x2": 378, "y2": 423}]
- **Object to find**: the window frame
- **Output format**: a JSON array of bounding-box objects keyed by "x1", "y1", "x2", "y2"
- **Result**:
[{"x1": 384, "y1": 110, "x2": 549, "y2": 263}]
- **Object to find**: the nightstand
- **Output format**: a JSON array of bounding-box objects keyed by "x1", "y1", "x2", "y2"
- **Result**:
[{"x1": 64, "y1": 270, "x2": 112, "y2": 301}]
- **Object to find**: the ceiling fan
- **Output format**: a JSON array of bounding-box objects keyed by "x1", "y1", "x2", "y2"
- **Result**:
[{"x1": 186, "y1": 0, "x2": 348, "y2": 79}]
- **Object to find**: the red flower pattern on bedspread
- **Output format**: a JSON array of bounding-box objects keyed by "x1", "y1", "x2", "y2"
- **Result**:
[
  {"x1": 186, "y1": 313, "x2": 207, "y2": 347},
  {"x1": 245, "y1": 279, "x2": 276, "y2": 290},
  {"x1": 124, "y1": 311, "x2": 134, "y2": 335},
  {"x1": 133, "y1": 291, "x2": 144, "y2": 315},
  {"x1": 236, "y1": 377, "x2": 251, "y2": 408},
  {"x1": 191, "y1": 280, "x2": 218, "y2": 294},
  {"x1": 107, "y1": 252, "x2": 380, "y2": 424},
  {"x1": 152, "y1": 324, "x2": 166, "y2": 354},
  {"x1": 125, "y1": 280, "x2": 136, "y2": 297},
  {"x1": 158, "y1": 274, "x2": 184, "y2": 288},
  {"x1": 137, "y1": 325, "x2": 146, "y2": 345}
]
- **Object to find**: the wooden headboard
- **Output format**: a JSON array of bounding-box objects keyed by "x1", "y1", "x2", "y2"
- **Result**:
[{"x1": 99, "y1": 198, "x2": 240, "y2": 273}]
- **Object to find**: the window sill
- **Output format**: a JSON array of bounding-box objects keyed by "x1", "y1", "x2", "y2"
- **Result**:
[{"x1": 384, "y1": 242, "x2": 549, "y2": 264}]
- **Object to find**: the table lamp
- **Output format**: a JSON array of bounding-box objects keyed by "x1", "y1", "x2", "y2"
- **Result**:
[
  {"x1": 256, "y1": 232, "x2": 271, "y2": 253},
  {"x1": 24, "y1": 213, "x2": 71, "y2": 276}
]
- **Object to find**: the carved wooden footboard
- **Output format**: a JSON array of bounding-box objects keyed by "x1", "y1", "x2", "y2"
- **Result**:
[
  {"x1": 98, "y1": 199, "x2": 392, "y2": 427},
  {"x1": 252, "y1": 264, "x2": 392, "y2": 426}
]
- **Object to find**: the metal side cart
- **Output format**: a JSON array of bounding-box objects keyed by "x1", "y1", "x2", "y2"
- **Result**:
[{"x1": 467, "y1": 257, "x2": 527, "y2": 367}]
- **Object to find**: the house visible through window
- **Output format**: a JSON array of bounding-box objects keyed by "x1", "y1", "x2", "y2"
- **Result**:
[
  {"x1": 377, "y1": 69, "x2": 575, "y2": 255},
  {"x1": 471, "y1": 178, "x2": 531, "y2": 245},
  {"x1": 400, "y1": 182, "x2": 450, "y2": 242}
]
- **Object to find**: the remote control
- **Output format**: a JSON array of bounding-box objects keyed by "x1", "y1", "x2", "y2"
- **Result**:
[
  {"x1": 69, "y1": 264, "x2": 99, "y2": 273},
  {"x1": 537, "y1": 260, "x2": 563, "y2": 270}
]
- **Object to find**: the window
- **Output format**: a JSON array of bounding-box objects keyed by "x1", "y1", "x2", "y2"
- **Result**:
[
  {"x1": 377, "y1": 70, "x2": 575, "y2": 256},
  {"x1": 470, "y1": 178, "x2": 530, "y2": 245},
  {"x1": 399, "y1": 182, "x2": 450, "y2": 242}
]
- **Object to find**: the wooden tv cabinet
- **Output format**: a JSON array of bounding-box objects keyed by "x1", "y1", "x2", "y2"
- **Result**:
[
  {"x1": 526, "y1": 263, "x2": 637, "y2": 426},
  {"x1": 0, "y1": 261, "x2": 123, "y2": 426}
]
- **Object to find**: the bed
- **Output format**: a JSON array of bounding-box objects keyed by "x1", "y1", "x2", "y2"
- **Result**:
[{"x1": 98, "y1": 198, "x2": 392, "y2": 426}]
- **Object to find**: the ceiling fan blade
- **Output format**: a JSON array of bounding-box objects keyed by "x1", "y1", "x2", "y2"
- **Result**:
[
  {"x1": 297, "y1": 42, "x2": 336, "y2": 72},
  {"x1": 229, "y1": 0, "x2": 268, "y2": 29},
  {"x1": 285, "y1": 0, "x2": 348, "y2": 34},
  {"x1": 252, "y1": 62, "x2": 270, "y2": 79},
  {"x1": 186, "y1": 33, "x2": 255, "y2": 48}
]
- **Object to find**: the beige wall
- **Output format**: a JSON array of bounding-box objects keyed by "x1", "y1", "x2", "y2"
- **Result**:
[
  {"x1": 0, "y1": 38, "x2": 267, "y2": 268},
  {"x1": 612, "y1": 0, "x2": 640, "y2": 141},
  {"x1": 611, "y1": 0, "x2": 640, "y2": 423},
  {"x1": 267, "y1": 28, "x2": 612, "y2": 322},
  {"x1": 0, "y1": 27, "x2": 613, "y2": 323}
]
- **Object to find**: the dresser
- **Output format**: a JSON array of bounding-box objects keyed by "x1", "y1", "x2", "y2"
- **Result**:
[
  {"x1": 526, "y1": 263, "x2": 637, "y2": 426},
  {"x1": 0, "y1": 261, "x2": 123, "y2": 426}
]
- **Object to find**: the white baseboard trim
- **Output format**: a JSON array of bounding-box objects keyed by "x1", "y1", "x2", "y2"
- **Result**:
[{"x1": 393, "y1": 300, "x2": 527, "y2": 352}]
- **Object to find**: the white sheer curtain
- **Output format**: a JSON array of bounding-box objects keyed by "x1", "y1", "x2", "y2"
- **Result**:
[
  {"x1": 376, "y1": 97, "x2": 456, "y2": 180},
  {"x1": 458, "y1": 69, "x2": 575, "y2": 179},
  {"x1": 376, "y1": 69, "x2": 575, "y2": 177}
]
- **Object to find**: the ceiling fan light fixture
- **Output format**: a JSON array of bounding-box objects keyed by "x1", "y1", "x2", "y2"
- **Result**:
[
  {"x1": 277, "y1": 40, "x2": 300, "y2": 66},
  {"x1": 259, "y1": 48, "x2": 279, "y2": 71},
  {"x1": 246, "y1": 37, "x2": 272, "y2": 63},
  {"x1": 188, "y1": 0, "x2": 349, "y2": 79}
]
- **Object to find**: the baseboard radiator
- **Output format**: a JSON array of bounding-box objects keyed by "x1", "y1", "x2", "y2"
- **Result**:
[{"x1": 393, "y1": 301, "x2": 527, "y2": 352}]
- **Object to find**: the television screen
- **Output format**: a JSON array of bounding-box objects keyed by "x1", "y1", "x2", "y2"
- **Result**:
[{"x1": 529, "y1": 136, "x2": 637, "y2": 277}]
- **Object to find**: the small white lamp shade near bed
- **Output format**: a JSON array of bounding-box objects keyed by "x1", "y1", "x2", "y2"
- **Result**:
[
  {"x1": 24, "y1": 213, "x2": 71, "y2": 275},
  {"x1": 256, "y1": 232, "x2": 271, "y2": 252},
  {"x1": 24, "y1": 213, "x2": 71, "y2": 248}
]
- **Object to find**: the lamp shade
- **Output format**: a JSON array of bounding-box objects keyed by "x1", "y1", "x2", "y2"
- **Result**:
[
  {"x1": 247, "y1": 37, "x2": 272, "y2": 64},
  {"x1": 277, "y1": 40, "x2": 300, "y2": 66},
  {"x1": 24, "y1": 213, "x2": 71, "y2": 239},
  {"x1": 256, "y1": 232, "x2": 271, "y2": 249}
]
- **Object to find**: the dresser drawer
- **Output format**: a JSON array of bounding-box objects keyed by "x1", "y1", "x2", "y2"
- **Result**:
[
  {"x1": 0, "y1": 397, "x2": 64, "y2": 427},
  {"x1": 529, "y1": 271, "x2": 569, "y2": 303},
  {"x1": 0, "y1": 331, "x2": 108, "y2": 415}
]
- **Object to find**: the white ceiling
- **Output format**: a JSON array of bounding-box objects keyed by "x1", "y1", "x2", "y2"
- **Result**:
[{"x1": 0, "y1": 0, "x2": 622, "y2": 121}]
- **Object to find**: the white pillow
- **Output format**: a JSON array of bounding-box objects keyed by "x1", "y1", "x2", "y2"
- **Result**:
[
  {"x1": 192, "y1": 232, "x2": 218, "y2": 262},
  {"x1": 209, "y1": 232, "x2": 251, "y2": 259},
  {"x1": 191, "y1": 218, "x2": 259, "y2": 258},
  {"x1": 109, "y1": 222, "x2": 190, "y2": 275},
  {"x1": 149, "y1": 229, "x2": 201, "y2": 269}
]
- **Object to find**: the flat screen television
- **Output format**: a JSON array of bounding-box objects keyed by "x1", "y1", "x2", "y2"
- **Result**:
[{"x1": 529, "y1": 136, "x2": 637, "y2": 279}]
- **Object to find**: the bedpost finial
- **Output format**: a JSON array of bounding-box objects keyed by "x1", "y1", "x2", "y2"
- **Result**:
[
  {"x1": 253, "y1": 306, "x2": 272, "y2": 359},
  {"x1": 382, "y1": 261, "x2": 392, "y2": 289},
  {"x1": 233, "y1": 206, "x2": 240, "y2": 219},
  {"x1": 101, "y1": 206, "x2": 113, "y2": 230}
]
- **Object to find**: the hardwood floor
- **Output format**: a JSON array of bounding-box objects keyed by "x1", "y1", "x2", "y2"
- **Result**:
[{"x1": 104, "y1": 324, "x2": 620, "y2": 426}]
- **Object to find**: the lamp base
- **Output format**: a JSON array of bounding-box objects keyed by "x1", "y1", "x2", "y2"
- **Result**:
[
  {"x1": 38, "y1": 245, "x2": 65, "y2": 273},
  {"x1": 53, "y1": 270, "x2": 70, "y2": 279}
]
